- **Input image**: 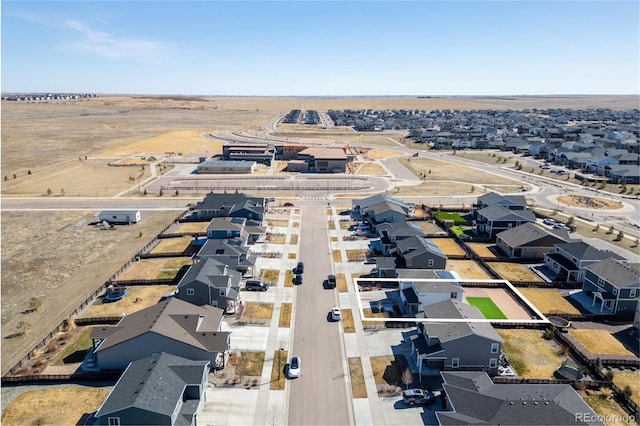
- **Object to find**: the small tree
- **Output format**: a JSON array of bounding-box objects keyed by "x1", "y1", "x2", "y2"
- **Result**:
[
  {"x1": 27, "y1": 169, "x2": 31, "y2": 175},
  {"x1": 470, "y1": 186, "x2": 475, "y2": 193},
  {"x1": 607, "y1": 225, "x2": 614, "y2": 234},
  {"x1": 16, "y1": 321, "x2": 31, "y2": 336},
  {"x1": 143, "y1": 188, "x2": 147, "y2": 196},
  {"x1": 615, "y1": 231, "x2": 624, "y2": 241},
  {"x1": 3, "y1": 176, "x2": 7, "y2": 182},
  {"x1": 46, "y1": 188, "x2": 52, "y2": 196},
  {"x1": 29, "y1": 297, "x2": 42, "y2": 312},
  {"x1": 13, "y1": 173, "x2": 16, "y2": 179},
  {"x1": 623, "y1": 385, "x2": 633, "y2": 397},
  {"x1": 138, "y1": 231, "x2": 144, "y2": 238},
  {"x1": 159, "y1": 189, "x2": 164, "y2": 196},
  {"x1": 567, "y1": 216, "x2": 575, "y2": 225},
  {"x1": 593, "y1": 224, "x2": 600, "y2": 232},
  {"x1": 175, "y1": 190, "x2": 179, "y2": 196},
  {"x1": 60, "y1": 188, "x2": 65, "y2": 196},
  {"x1": 401, "y1": 367, "x2": 414, "y2": 389}
]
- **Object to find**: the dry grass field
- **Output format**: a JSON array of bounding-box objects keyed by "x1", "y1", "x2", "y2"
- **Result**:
[
  {"x1": 172, "y1": 222, "x2": 208, "y2": 234},
  {"x1": 517, "y1": 288, "x2": 581, "y2": 315},
  {"x1": 348, "y1": 357, "x2": 368, "y2": 398},
  {"x1": 497, "y1": 329, "x2": 565, "y2": 378},
  {"x1": 568, "y1": 329, "x2": 636, "y2": 357},
  {"x1": 432, "y1": 238, "x2": 466, "y2": 256},
  {"x1": 149, "y1": 236, "x2": 193, "y2": 254},
  {"x1": 488, "y1": 262, "x2": 542, "y2": 282},
  {"x1": 366, "y1": 149, "x2": 403, "y2": 159},
  {"x1": 445, "y1": 260, "x2": 492, "y2": 279},
  {"x1": 466, "y1": 243, "x2": 500, "y2": 258},
  {"x1": 355, "y1": 163, "x2": 386, "y2": 176},
  {"x1": 81, "y1": 285, "x2": 176, "y2": 318},
  {"x1": 115, "y1": 257, "x2": 192, "y2": 281},
  {"x1": 612, "y1": 370, "x2": 640, "y2": 405},
  {"x1": 413, "y1": 220, "x2": 446, "y2": 234},
  {"x1": 1, "y1": 385, "x2": 110, "y2": 426}
]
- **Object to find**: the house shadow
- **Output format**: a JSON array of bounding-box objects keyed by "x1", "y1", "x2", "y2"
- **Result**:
[{"x1": 612, "y1": 327, "x2": 640, "y2": 357}]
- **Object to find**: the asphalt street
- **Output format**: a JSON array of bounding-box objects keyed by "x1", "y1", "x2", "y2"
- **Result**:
[{"x1": 287, "y1": 204, "x2": 351, "y2": 425}]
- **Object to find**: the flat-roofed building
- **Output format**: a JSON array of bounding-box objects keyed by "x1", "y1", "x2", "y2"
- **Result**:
[{"x1": 197, "y1": 160, "x2": 256, "y2": 174}]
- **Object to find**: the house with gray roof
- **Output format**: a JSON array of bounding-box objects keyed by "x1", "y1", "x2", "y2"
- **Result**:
[
  {"x1": 393, "y1": 236, "x2": 447, "y2": 270},
  {"x1": 93, "y1": 352, "x2": 209, "y2": 426},
  {"x1": 176, "y1": 258, "x2": 242, "y2": 313},
  {"x1": 605, "y1": 164, "x2": 640, "y2": 184},
  {"x1": 363, "y1": 201, "x2": 409, "y2": 227},
  {"x1": 194, "y1": 238, "x2": 255, "y2": 274},
  {"x1": 195, "y1": 193, "x2": 266, "y2": 222},
  {"x1": 399, "y1": 272, "x2": 463, "y2": 314},
  {"x1": 476, "y1": 192, "x2": 528, "y2": 211},
  {"x1": 544, "y1": 241, "x2": 625, "y2": 283},
  {"x1": 409, "y1": 299, "x2": 503, "y2": 375},
  {"x1": 496, "y1": 222, "x2": 571, "y2": 259},
  {"x1": 582, "y1": 258, "x2": 639, "y2": 318},
  {"x1": 476, "y1": 205, "x2": 537, "y2": 238},
  {"x1": 351, "y1": 194, "x2": 414, "y2": 220},
  {"x1": 205, "y1": 217, "x2": 265, "y2": 244},
  {"x1": 437, "y1": 371, "x2": 604, "y2": 425},
  {"x1": 370, "y1": 221, "x2": 427, "y2": 255},
  {"x1": 90, "y1": 298, "x2": 229, "y2": 371}
]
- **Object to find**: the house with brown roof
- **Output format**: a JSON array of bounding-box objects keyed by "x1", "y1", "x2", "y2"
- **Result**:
[
  {"x1": 292, "y1": 147, "x2": 348, "y2": 173},
  {"x1": 89, "y1": 298, "x2": 229, "y2": 371}
]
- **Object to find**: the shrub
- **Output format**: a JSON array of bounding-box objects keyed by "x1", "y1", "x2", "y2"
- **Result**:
[
  {"x1": 623, "y1": 385, "x2": 633, "y2": 397},
  {"x1": 600, "y1": 387, "x2": 613, "y2": 399},
  {"x1": 542, "y1": 330, "x2": 554, "y2": 340}
]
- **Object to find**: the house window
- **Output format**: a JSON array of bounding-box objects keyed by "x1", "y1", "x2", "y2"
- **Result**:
[
  {"x1": 428, "y1": 259, "x2": 434, "y2": 267},
  {"x1": 613, "y1": 288, "x2": 618, "y2": 296},
  {"x1": 186, "y1": 288, "x2": 195, "y2": 296},
  {"x1": 489, "y1": 358, "x2": 498, "y2": 368},
  {"x1": 552, "y1": 262, "x2": 558, "y2": 269},
  {"x1": 219, "y1": 289, "x2": 225, "y2": 296},
  {"x1": 450, "y1": 292, "x2": 457, "y2": 299},
  {"x1": 597, "y1": 278, "x2": 605, "y2": 287},
  {"x1": 108, "y1": 418, "x2": 121, "y2": 426},
  {"x1": 491, "y1": 343, "x2": 499, "y2": 353},
  {"x1": 631, "y1": 289, "x2": 637, "y2": 298},
  {"x1": 211, "y1": 300, "x2": 218, "y2": 307},
  {"x1": 451, "y1": 358, "x2": 459, "y2": 368}
]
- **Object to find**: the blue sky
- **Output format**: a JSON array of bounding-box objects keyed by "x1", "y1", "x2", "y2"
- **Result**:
[{"x1": 2, "y1": 1, "x2": 639, "y2": 96}]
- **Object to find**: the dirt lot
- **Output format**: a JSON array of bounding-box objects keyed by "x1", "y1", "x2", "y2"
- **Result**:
[
  {"x1": 432, "y1": 238, "x2": 466, "y2": 256},
  {"x1": 172, "y1": 222, "x2": 208, "y2": 234},
  {"x1": 413, "y1": 220, "x2": 446, "y2": 234},
  {"x1": 497, "y1": 329, "x2": 565, "y2": 378},
  {"x1": 355, "y1": 163, "x2": 386, "y2": 176},
  {"x1": 488, "y1": 262, "x2": 542, "y2": 282},
  {"x1": 445, "y1": 260, "x2": 492, "y2": 279},
  {"x1": 517, "y1": 288, "x2": 581, "y2": 315}
]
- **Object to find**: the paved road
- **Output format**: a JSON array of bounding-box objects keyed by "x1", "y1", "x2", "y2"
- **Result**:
[{"x1": 288, "y1": 205, "x2": 351, "y2": 425}]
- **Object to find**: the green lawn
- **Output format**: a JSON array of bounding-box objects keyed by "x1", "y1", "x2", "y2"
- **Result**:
[
  {"x1": 434, "y1": 212, "x2": 467, "y2": 224},
  {"x1": 466, "y1": 297, "x2": 507, "y2": 319}
]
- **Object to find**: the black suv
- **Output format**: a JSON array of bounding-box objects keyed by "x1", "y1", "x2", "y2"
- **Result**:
[
  {"x1": 327, "y1": 274, "x2": 336, "y2": 288},
  {"x1": 295, "y1": 261, "x2": 304, "y2": 274},
  {"x1": 402, "y1": 389, "x2": 436, "y2": 406}
]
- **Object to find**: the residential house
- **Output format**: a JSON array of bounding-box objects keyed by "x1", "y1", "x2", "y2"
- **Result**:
[
  {"x1": 543, "y1": 241, "x2": 625, "y2": 283},
  {"x1": 351, "y1": 194, "x2": 414, "y2": 222},
  {"x1": 362, "y1": 201, "x2": 408, "y2": 227},
  {"x1": 195, "y1": 238, "x2": 255, "y2": 275},
  {"x1": 584, "y1": 155, "x2": 619, "y2": 175},
  {"x1": 582, "y1": 258, "x2": 640, "y2": 318},
  {"x1": 205, "y1": 217, "x2": 264, "y2": 244},
  {"x1": 90, "y1": 298, "x2": 229, "y2": 371},
  {"x1": 409, "y1": 300, "x2": 503, "y2": 374},
  {"x1": 93, "y1": 352, "x2": 209, "y2": 426},
  {"x1": 398, "y1": 272, "x2": 462, "y2": 314},
  {"x1": 495, "y1": 222, "x2": 571, "y2": 259},
  {"x1": 370, "y1": 221, "x2": 427, "y2": 256},
  {"x1": 176, "y1": 258, "x2": 242, "y2": 313},
  {"x1": 476, "y1": 192, "x2": 528, "y2": 211},
  {"x1": 437, "y1": 371, "x2": 604, "y2": 425},
  {"x1": 194, "y1": 193, "x2": 266, "y2": 222},
  {"x1": 605, "y1": 164, "x2": 640, "y2": 184},
  {"x1": 476, "y1": 205, "x2": 537, "y2": 238},
  {"x1": 393, "y1": 236, "x2": 447, "y2": 270},
  {"x1": 293, "y1": 147, "x2": 348, "y2": 173}
]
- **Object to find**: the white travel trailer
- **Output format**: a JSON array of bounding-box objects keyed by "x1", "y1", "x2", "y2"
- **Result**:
[{"x1": 98, "y1": 210, "x2": 141, "y2": 224}]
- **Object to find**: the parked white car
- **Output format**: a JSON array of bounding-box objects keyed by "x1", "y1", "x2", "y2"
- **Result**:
[
  {"x1": 288, "y1": 356, "x2": 301, "y2": 378},
  {"x1": 331, "y1": 307, "x2": 342, "y2": 321}
]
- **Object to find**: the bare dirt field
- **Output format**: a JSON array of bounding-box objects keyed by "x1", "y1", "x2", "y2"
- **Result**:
[
  {"x1": 488, "y1": 262, "x2": 542, "y2": 282},
  {"x1": 558, "y1": 194, "x2": 623, "y2": 210},
  {"x1": 355, "y1": 163, "x2": 386, "y2": 176},
  {"x1": 446, "y1": 260, "x2": 492, "y2": 279},
  {"x1": 432, "y1": 238, "x2": 466, "y2": 256},
  {"x1": 172, "y1": 222, "x2": 208, "y2": 234},
  {"x1": 413, "y1": 220, "x2": 446, "y2": 234},
  {"x1": 517, "y1": 288, "x2": 581, "y2": 316},
  {"x1": 497, "y1": 329, "x2": 565, "y2": 378},
  {"x1": 568, "y1": 329, "x2": 636, "y2": 357}
]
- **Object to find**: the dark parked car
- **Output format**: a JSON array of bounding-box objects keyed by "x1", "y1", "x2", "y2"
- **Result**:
[
  {"x1": 402, "y1": 389, "x2": 436, "y2": 406},
  {"x1": 293, "y1": 274, "x2": 303, "y2": 285},
  {"x1": 245, "y1": 280, "x2": 268, "y2": 291},
  {"x1": 296, "y1": 261, "x2": 304, "y2": 274},
  {"x1": 327, "y1": 274, "x2": 336, "y2": 288}
]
